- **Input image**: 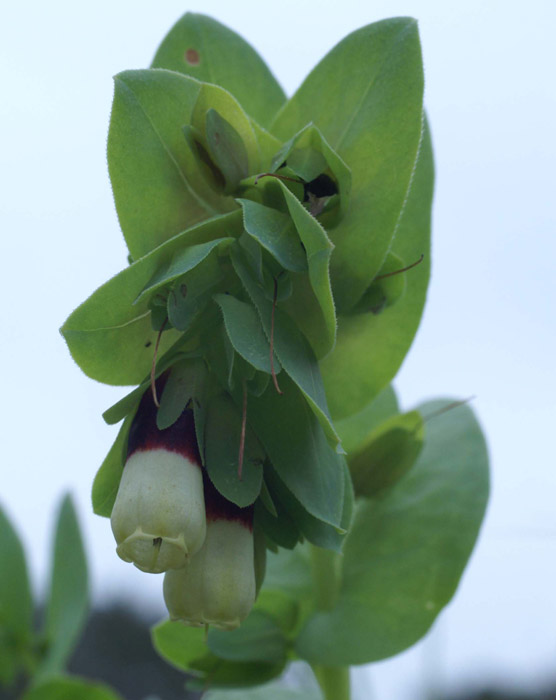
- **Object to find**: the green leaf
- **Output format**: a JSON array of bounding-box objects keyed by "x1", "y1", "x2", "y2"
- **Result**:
[
  {"x1": 215, "y1": 294, "x2": 280, "y2": 375},
  {"x1": 320, "y1": 121, "x2": 434, "y2": 419},
  {"x1": 107, "y1": 69, "x2": 224, "y2": 260},
  {"x1": 151, "y1": 13, "x2": 286, "y2": 129},
  {"x1": 137, "y1": 237, "x2": 233, "y2": 303},
  {"x1": 335, "y1": 385, "x2": 399, "y2": 454},
  {"x1": 264, "y1": 463, "x2": 349, "y2": 553},
  {"x1": 254, "y1": 499, "x2": 300, "y2": 551},
  {"x1": 92, "y1": 413, "x2": 134, "y2": 517},
  {"x1": 237, "y1": 199, "x2": 308, "y2": 273},
  {"x1": 294, "y1": 400, "x2": 489, "y2": 665},
  {"x1": 271, "y1": 19, "x2": 425, "y2": 311},
  {"x1": 208, "y1": 611, "x2": 286, "y2": 664},
  {"x1": 37, "y1": 496, "x2": 88, "y2": 680},
  {"x1": 349, "y1": 410, "x2": 425, "y2": 497},
  {"x1": 204, "y1": 393, "x2": 264, "y2": 507},
  {"x1": 231, "y1": 249, "x2": 340, "y2": 451},
  {"x1": 0, "y1": 505, "x2": 33, "y2": 659},
  {"x1": 243, "y1": 374, "x2": 344, "y2": 529},
  {"x1": 206, "y1": 109, "x2": 249, "y2": 193},
  {"x1": 157, "y1": 358, "x2": 204, "y2": 430},
  {"x1": 61, "y1": 212, "x2": 242, "y2": 386},
  {"x1": 152, "y1": 620, "x2": 284, "y2": 689},
  {"x1": 191, "y1": 82, "x2": 261, "y2": 177},
  {"x1": 21, "y1": 676, "x2": 123, "y2": 700},
  {"x1": 279, "y1": 183, "x2": 336, "y2": 358}
]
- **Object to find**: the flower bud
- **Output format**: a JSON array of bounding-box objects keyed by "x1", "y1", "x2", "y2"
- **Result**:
[
  {"x1": 163, "y1": 481, "x2": 256, "y2": 630},
  {"x1": 110, "y1": 383, "x2": 206, "y2": 573}
]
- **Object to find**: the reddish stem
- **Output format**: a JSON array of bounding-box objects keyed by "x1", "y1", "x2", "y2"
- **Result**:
[
  {"x1": 150, "y1": 319, "x2": 167, "y2": 408},
  {"x1": 374, "y1": 254, "x2": 424, "y2": 281}
]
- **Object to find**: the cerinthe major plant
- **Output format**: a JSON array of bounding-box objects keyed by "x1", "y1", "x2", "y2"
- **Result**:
[{"x1": 60, "y1": 13, "x2": 489, "y2": 699}]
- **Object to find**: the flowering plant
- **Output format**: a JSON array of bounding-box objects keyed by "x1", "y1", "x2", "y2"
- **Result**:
[{"x1": 56, "y1": 12, "x2": 488, "y2": 699}]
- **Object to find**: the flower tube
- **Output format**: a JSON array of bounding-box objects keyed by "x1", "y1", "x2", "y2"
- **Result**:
[{"x1": 110, "y1": 382, "x2": 206, "y2": 573}]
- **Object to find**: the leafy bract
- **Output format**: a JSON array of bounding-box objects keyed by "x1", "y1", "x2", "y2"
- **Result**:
[
  {"x1": 108, "y1": 69, "x2": 221, "y2": 260},
  {"x1": 215, "y1": 294, "x2": 280, "y2": 374},
  {"x1": 0, "y1": 506, "x2": 33, "y2": 668},
  {"x1": 37, "y1": 496, "x2": 88, "y2": 680},
  {"x1": 204, "y1": 393, "x2": 264, "y2": 507},
  {"x1": 151, "y1": 13, "x2": 286, "y2": 129},
  {"x1": 207, "y1": 611, "x2": 287, "y2": 665},
  {"x1": 238, "y1": 199, "x2": 307, "y2": 273},
  {"x1": 320, "y1": 121, "x2": 434, "y2": 419},
  {"x1": 231, "y1": 248, "x2": 340, "y2": 450},
  {"x1": 92, "y1": 414, "x2": 134, "y2": 517},
  {"x1": 335, "y1": 385, "x2": 399, "y2": 454},
  {"x1": 279, "y1": 183, "x2": 336, "y2": 358},
  {"x1": 271, "y1": 18, "x2": 425, "y2": 311},
  {"x1": 243, "y1": 375, "x2": 344, "y2": 528},
  {"x1": 348, "y1": 410, "x2": 425, "y2": 497},
  {"x1": 61, "y1": 212, "x2": 242, "y2": 386},
  {"x1": 152, "y1": 620, "x2": 285, "y2": 689},
  {"x1": 294, "y1": 400, "x2": 489, "y2": 665}
]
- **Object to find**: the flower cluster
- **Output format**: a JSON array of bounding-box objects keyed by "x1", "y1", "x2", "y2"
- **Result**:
[{"x1": 110, "y1": 378, "x2": 258, "y2": 629}]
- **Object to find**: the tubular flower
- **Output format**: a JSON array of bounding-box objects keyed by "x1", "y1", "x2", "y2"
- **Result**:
[
  {"x1": 110, "y1": 384, "x2": 206, "y2": 574},
  {"x1": 163, "y1": 480, "x2": 256, "y2": 630}
]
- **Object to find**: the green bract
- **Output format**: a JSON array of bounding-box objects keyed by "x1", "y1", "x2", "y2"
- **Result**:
[{"x1": 59, "y1": 11, "x2": 489, "y2": 700}]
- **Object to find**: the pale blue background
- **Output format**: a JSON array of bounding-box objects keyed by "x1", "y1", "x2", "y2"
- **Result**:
[{"x1": 1, "y1": 1, "x2": 555, "y2": 698}]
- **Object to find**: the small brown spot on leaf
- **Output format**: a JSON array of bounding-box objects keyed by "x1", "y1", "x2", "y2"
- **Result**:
[
  {"x1": 185, "y1": 48, "x2": 200, "y2": 66},
  {"x1": 145, "y1": 340, "x2": 152, "y2": 348}
]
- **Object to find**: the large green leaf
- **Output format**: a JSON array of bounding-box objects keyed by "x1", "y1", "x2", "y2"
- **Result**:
[
  {"x1": 61, "y1": 212, "x2": 242, "y2": 386},
  {"x1": 0, "y1": 506, "x2": 33, "y2": 668},
  {"x1": 37, "y1": 496, "x2": 88, "y2": 680},
  {"x1": 21, "y1": 676, "x2": 122, "y2": 700},
  {"x1": 151, "y1": 13, "x2": 286, "y2": 129},
  {"x1": 107, "y1": 69, "x2": 225, "y2": 260},
  {"x1": 271, "y1": 18, "x2": 424, "y2": 311},
  {"x1": 244, "y1": 375, "x2": 344, "y2": 529},
  {"x1": 263, "y1": 543, "x2": 312, "y2": 600},
  {"x1": 320, "y1": 121, "x2": 434, "y2": 419},
  {"x1": 294, "y1": 400, "x2": 489, "y2": 665}
]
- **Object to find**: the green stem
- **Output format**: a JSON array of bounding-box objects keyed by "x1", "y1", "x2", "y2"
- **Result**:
[
  {"x1": 312, "y1": 665, "x2": 351, "y2": 700},
  {"x1": 309, "y1": 545, "x2": 351, "y2": 700}
]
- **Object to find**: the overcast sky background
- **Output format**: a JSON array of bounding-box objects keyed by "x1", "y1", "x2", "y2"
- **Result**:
[{"x1": 1, "y1": 2, "x2": 555, "y2": 699}]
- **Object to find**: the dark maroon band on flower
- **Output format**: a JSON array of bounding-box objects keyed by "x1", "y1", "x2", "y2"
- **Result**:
[
  {"x1": 203, "y1": 474, "x2": 254, "y2": 530},
  {"x1": 126, "y1": 375, "x2": 201, "y2": 466}
]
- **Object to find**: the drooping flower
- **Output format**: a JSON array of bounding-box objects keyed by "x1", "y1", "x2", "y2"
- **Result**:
[
  {"x1": 110, "y1": 382, "x2": 206, "y2": 574},
  {"x1": 163, "y1": 478, "x2": 256, "y2": 630}
]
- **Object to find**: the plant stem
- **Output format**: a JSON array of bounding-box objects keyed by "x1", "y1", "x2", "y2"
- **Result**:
[
  {"x1": 310, "y1": 545, "x2": 351, "y2": 700},
  {"x1": 312, "y1": 664, "x2": 351, "y2": 700}
]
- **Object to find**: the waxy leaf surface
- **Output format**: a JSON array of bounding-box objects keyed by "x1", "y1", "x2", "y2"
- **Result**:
[
  {"x1": 271, "y1": 18, "x2": 425, "y2": 311},
  {"x1": 108, "y1": 69, "x2": 221, "y2": 259},
  {"x1": 151, "y1": 13, "x2": 286, "y2": 129},
  {"x1": 37, "y1": 496, "x2": 88, "y2": 680},
  {"x1": 294, "y1": 400, "x2": 489, "y2": 665},
  {"x1": 61, "y1": 212, "x2": 242, "y2": 386},
  {"x1": 321, "y1": 122, "x2": 434, "y2": 419}
]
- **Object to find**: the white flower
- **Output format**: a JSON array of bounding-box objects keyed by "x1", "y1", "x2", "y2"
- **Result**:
[
  {"x1": 111, "y1": 447, "x2": 206, "y2": 573},
  {"x1": 163, "y1": 515, "x2": 256, "y2": 630}
]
